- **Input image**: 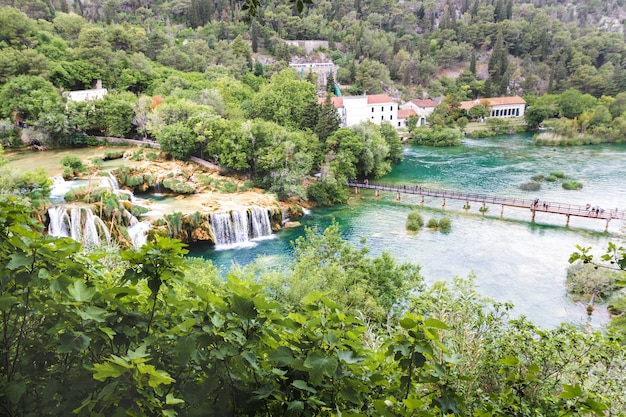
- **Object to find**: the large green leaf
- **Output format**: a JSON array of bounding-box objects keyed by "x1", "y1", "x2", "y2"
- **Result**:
[
  {"x1": 268, "y1": 346, "x2": 294, "y2": 367},
  {"x1": 0, "y1": 294, "x2": 18, "y2": 311},
  {"x1": 58, "y1": 331, "x2": 90, "y2": 353},
  {"x1": 231, "y1": 294, "x2": 257, "y2": 320},
  {"x1": 292, "y1": 379, "x2": 317, "y2": 393},
  {"x1": 7, "y1": 253, "x2": 33, "y2": 270},
  {"x1": 304, "y1": 351, "x2": 338, "y2": 385},
  {"x1": 68, "y1": 280, "x2": 96, "y2": 302}
]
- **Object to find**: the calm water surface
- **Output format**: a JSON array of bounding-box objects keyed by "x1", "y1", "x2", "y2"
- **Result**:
[{"x1": 190, "y1": 134, "x2": 626, "y2": 329}]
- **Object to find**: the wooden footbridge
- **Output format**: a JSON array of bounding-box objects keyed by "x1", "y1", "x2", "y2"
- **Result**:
[{"x1": 347, "y1": 181, "x2": 625, "y2": 230}]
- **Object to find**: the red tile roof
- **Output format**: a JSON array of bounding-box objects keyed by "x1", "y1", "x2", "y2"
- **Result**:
[
  {"x1": 411, "y1": 99, "x2": 437, "y2": 108},
  {"x1": 317, "y1": 96, "x2": 343, "y2": 107},
  {"x1": 367, "y1": 94, "x2": 394, "y2": 104},
  {"x1": 460, "y1": 96, "x2": 526, "y2": 110},
  {"x1": 397, "y1": 109, "x2": 417, "y2": 119}
]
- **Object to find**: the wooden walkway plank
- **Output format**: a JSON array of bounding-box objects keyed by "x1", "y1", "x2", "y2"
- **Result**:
[{"x1": 347, "y1": 182, "x2": 625, "y2": 223}]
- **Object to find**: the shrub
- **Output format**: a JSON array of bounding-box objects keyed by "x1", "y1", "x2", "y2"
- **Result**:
[
  {"x1": 61, "y1": 155, "x2": 85, "y2": 172},
  {"x1": 163, "y1": 178, "x2": 195, "y2": 194},
  {"x1": 545, "y1": 175, "x2": 557, "y2": 182},
  {"x1": 130, "y1": 205, "x2": 149, "y2": 217},
  {"x1": 520, "y1": 182, "x2": 541, "y2": 191},
  {"x1": 307, "y1": 181, "x2": 349, "y2": 206},
  {"x1": 62, "y1": 166, "x2": 74, "y2": 180},
  {"x1": 438, "y1": 216, "x2": 452, "y2": 231},
  {"x1": 145, "y1": 152, "x2": 159, "y2": 161},
  {"x1": 240, "y1": 180, "x2": 254, "y2": 192},
  {"x1": 130, "y1": 149, "x2": 144, "y2": 161},
  {"x1": 218, "y1": 180, "x2": 238, "y2": 193},
  {"x1": 103, "y1": 151, "x2": 125, "y2": 160},
  {"x1": 406, "y1": 210, "x2": 424, "y2": 231},
  {"x1": 427, "y1": 218, "x2": 439, "y2": 228},
  {"x1": 550, "y1": 171, "x2": 565, "y2": 178},
  {"x1": 196, "y1": 174, "x2": 216, "y2": 187},
  {"x1": 562, "y1": 180, "x2": 583, "y2": 190},
  {"x1": 531, "y1": 174, "x2": 544, "y2": 181}
]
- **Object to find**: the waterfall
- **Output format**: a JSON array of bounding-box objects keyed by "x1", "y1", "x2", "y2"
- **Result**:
[
  {"x1": 128, "y1": 221, "x2": 151, "y2": 248},
  {"x1": 106, "y1": 172, "x2": 120, "y2": 191},
  {"x1": 48, "y1": 206, "x2": 111, "y2": 246},
  {"x1": 210, "y1": 207, "x2": 274, "y2": 249},
  {"x1": 48, "y1": 206, "x2": 70, "y2": 237},
  {"x1": 250, "y1": 206, "x2": 273, "y2": 239}
]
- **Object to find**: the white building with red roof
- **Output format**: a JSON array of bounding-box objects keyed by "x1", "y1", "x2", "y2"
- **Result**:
[
  {"x1": 319, "y1": 94, "x2": 398, "y2": 127},
  {"x1": 400, "y1": 99, "x2": 437, "y2": 127},
  {"x1": 460, "y1": 96, "x2": 526, "y2": 118}
]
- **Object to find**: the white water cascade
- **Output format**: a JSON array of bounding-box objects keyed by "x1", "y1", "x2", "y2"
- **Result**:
[
  {"x1": 48, "y1": 206, "x2": 111, "y2": 246},
  {"x1": 210, "y1": 207, "x2": 274, "y2": 249}
]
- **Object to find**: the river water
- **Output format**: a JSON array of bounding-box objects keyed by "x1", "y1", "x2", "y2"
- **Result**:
[{"x1": 189, "y1": 134, "x2": 626, "y2": 329}]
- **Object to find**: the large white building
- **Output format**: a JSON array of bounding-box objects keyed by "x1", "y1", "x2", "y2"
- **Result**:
[
  {"x1": 460, "y1": 96, "x2": 526, "y2": 118},
  {"x1": 320, "y1": 94, "x2": 398, "y2": 127}
]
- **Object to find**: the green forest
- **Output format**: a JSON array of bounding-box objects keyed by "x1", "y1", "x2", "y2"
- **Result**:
[{"x1": 2, "y1": 0, "x2": 626, "y2": 415}]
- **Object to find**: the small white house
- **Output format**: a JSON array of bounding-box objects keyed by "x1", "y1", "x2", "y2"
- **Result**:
[
  {"x1": 65, "y1": 80, "x2": 108, "y2": 102},
  {"x1": 397, "y1": 109, "x2": 417, "y2": 129},
  {"x1": 320, "y1": 94, "x2": 398, "y2": 127},
  {"x1": 400, "y1": 99, "x2": 437, "y2": 127}
]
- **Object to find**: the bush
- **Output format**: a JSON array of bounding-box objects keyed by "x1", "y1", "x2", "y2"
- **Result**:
[
  {"x1": 240, "y1": 180, "x2": 254, "y2": 192},
  {"x1": 145, "y1": 152, "x2": 159, "y2": 161},
  {"x1": 438, "y1": 216, "x2": 452, "y2": 231},
  {"x1": 545, "y1": 175, "x2": 557, "y2": 182},
  {"x1": 566, "y1": 262, "x2": 622, "y2": 302},
  {"x1": 62, "y1": 166, "x2": 74, "y2": 180},
  {"x1": 427, "y1": 218, "x2": 439, "y2": 228},
  {"x1": 406, "y1": 210, "x2": 424, "y2": 231},
  {"x1": 409, "y1": 127, "x2": 463, "y2": 146},
  {"x1": 215, "y1": 179, "x2": 238, "y2": 193},
  {"x1": 163, "y1": 178, "x2": 195, "y2": 194},
  {"x1": 562, "y1": 180, "x2": 583, "y2": 190},
  {"x1": 307, "y1": 181, "x2": 348, "y2": 206},
  {"x1": 520, "y1": 181, "x2": 541, "y2": 191},
  {"x1": 531, "y1": 174, "x2": 544, "y2": 181},
  {"x1": 103, "y1": 151, "x2": 125, "y2": 160},
  {"x1": 61, "y1": 155, "x2": 85, "y2": 172},
  {"x1": 550, "y1": 171, "x2": 565, "y2": 178}
]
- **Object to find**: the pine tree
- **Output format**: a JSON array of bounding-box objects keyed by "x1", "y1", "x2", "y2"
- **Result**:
[
  {"x1": 315, "y1": 96, "x2": 341, "y2": 143},
  {"x1": 506, "y1": 0, "x2": 513, "y2": 19},
  {"x1": 469, "y1": 50, "x2": 477, "y2": 75},
  {"x1": 251, "y1": 19, "x2": 259, "y2": 53},
  {"x1": 488, "y1": 29, "x2": 508, "y2": 93},
  {"x1": 494, "y1": 0, "x2": 505, "y2": 22},
  {"x1": 326, "y1": 72, "x2": 336, "y2": 94}
]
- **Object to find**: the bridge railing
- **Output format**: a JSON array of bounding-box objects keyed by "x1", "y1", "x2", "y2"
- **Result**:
[{"x1": 347, "y1": 182, "x2": 625, "y2": 221}]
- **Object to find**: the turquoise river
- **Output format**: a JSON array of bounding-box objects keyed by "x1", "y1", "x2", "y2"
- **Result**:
[{"x1": 189, "y1": 133, "x2": 626, "y2": 329}]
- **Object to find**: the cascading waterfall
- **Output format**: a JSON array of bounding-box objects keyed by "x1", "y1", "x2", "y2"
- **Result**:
[
  {"x1": 48, "y1": 206, "x2": 70, "y2": 238},
  {"x1": 128, "y1": 221, "x2": 151, "y2": 248},
  {"x1": 106, "y1": 172, "x2": 120, "y2": 191},
  {"x1": 210, "y1": 207, "x2": 274, "y2": 249},
  {"x1": 48, "y1": 206, "x2": 111, "y2": 246},
  {"x1": 250, "y1": 206, "x2": 273, "y2": 238}
]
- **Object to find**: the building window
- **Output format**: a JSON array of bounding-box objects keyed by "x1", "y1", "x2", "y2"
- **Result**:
[
  {"x1": 371, "y1": 107, "x2": 374, "y2": 113},
  {"x1": 398, "y1": 122, "x2": 401, "y2": 127},
  {"x1": 515, "y1": 108, "x2": 520, "y2": 116},
  {"x1": 381, "y1": 106, "x2": 384, "y2": 111},
  {"x1": 390, "y1": 106, "x2": 393, "y2": 111},
  {"x1": 390, "y1": 115, "x2": 393, "y2": 120},
  {"x1": 381, "y1": 116, "x2": 384, "y2": 120}
]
